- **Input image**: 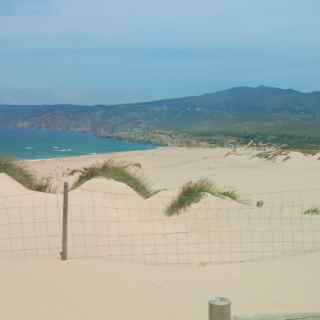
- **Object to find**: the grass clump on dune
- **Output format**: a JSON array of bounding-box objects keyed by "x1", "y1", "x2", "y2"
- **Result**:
[
  {"x1": 303, "y1": 207, "x2": 320, "y2": 216},
  {"x1": 165, "y1": 179, "x2": 239, "y2": 216},
  {"x1": 255, "y1": 148, "x2": 290, "y2": 161},
  {"x1": 0, "y1": 157, "x2": 51, "y2": 192},
  {"x1": 70, "y1": 160, "x2": 156, "y2": 198}
]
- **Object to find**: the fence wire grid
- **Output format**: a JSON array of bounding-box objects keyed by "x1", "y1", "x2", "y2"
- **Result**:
[{"x1": 0, "y1": 187, "x2": 320, "y2": 265}]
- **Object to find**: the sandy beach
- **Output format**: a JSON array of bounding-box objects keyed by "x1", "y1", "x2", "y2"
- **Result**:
[
  {"x1": 1, "y1": 146, "x2": 320, "y2": 319},
  {"x1": 23, "y1": 146, "x2": 320, "y2": 193}
]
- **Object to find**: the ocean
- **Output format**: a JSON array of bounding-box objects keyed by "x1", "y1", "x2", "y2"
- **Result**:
[{"x1": 0, "y1": 128, "x2": 157, "y2": 160}]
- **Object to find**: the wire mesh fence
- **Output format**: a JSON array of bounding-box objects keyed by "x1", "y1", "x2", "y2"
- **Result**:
[
  {"x1": 0, "y1": 192, "x2": 62, "y2": 257},
  {"x1": 1, "y1": 186, "x2": 320, "y2": 264},
  {"x1": 67, "y1": 187, "x2": 320, "y2": 264}
]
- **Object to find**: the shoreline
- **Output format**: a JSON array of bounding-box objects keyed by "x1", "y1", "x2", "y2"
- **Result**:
[
  {"x1": 22, "y1": 143, "x2": 320, "y2": 164},
  {"x1": 0, "y1": 127, "x2": 159, "y2": 162},
  {"x1": 3, "y1": 126, "x2": 320, "y2": 164},
  {"x1": 22, "y1": 146, "x2": 168, "y2": 163}
]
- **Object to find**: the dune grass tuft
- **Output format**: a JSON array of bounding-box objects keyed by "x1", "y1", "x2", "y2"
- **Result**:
[
  {"x1": 255, "y1": 148, "x2": 290, "y2": 161},
  {"x1": 165, "y1": 179, "x2": 239, "y2": 216},
  {"x1": 303, "y1": 207, "x2": 320, "y2": 216},
  {"x1": 0, "y1": 157, "x2": 51, "y2": 192},
  {"x1": 70, "y1": 160, "x2": 156, "y2": 198}
]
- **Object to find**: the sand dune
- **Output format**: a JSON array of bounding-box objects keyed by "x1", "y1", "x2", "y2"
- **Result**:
[
  {"x1": 24, "y1": 147, "x2": 320, "y2": 194},
  {"x1": 1, "y1": 147, "x2": 320, "y2": 319},
  {"x1": 0, "y1": 173, "x2": 32, "y2": 196}
]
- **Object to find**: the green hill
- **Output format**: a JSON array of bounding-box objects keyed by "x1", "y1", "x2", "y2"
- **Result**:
[{"x1": 1, "y1": 86, "x2": 320, "y2": 150}]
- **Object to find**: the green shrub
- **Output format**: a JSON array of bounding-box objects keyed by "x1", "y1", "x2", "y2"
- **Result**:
[
  {"x1": 0, "y1": 157, "x2": 51, "y2": 192},
  {"x1": 70, "y1": 160, "x2": 156, "y2": 198},
  {"x1": 303, "y1": 207, "x2": 320, "y2": 216},
  {"x1": 165, "y1": 179, "x2": 239, "y2": 216}
]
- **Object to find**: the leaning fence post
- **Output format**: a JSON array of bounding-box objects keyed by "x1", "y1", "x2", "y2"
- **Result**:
[
  {"x1": 209, "y1": 297, "x2": 231, "y2": 320},
  {"x1": 61, "y1": 182, "x2": 69, "y2": 261}
]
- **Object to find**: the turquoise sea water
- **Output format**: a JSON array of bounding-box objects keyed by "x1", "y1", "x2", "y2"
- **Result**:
[{"x1": 0, "y1": 128, "x2": 156, "y2": 160}]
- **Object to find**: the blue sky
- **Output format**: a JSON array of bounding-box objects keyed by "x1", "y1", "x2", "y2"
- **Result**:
[{"x1": 0, "y1": 0, "x2": 319, "y2": 104}]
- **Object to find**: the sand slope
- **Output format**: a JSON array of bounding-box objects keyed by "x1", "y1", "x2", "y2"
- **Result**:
[
  {"x1": 2, "y1": 146, "x2": 320, "y2": 263},
  {"x1": 0, "y1": 253, "x2": 319, "y2": 320},
  {"x1": 0, "y1": 173, "x2": 31, "y2": 196},
  {"x1": 1, "y1": 147, "x2": 320, "y2": 319},
  {"x1": 25, "y1": 147, "x2": 320, "y2": 194}
]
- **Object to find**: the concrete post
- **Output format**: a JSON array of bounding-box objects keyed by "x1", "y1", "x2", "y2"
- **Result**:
[{"x1": 209, "y1": 297, "x2": 231, "y2": 320}]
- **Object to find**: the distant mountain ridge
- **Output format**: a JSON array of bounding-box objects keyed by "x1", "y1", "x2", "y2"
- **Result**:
[{"x1": 1, "y1": 86, "x2": 320, "y2": 150}]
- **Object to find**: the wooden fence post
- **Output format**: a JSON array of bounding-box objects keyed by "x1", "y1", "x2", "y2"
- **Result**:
[
  {"x1": 61, "y1": 182, "x2": 69, "y2": 261},
  {"x1": 209, "y1": 297, "x2": 231, "y2": 320}
]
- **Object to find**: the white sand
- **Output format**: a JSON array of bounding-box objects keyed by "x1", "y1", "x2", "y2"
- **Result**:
[
  {"x1": 0, "y1": 254, "x2": 319, "y2": 319},
  {"x1": 24, "y1": 146, "x2": 320, "y2": 194},
  {"x1": 1, "y1": 146, "x2": 320, "y2": 319},
  {"x1": 0, "y1": 173, "x2": 31, "y2": 196}
]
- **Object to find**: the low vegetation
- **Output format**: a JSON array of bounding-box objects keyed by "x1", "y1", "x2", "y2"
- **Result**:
[
  {"x1": 165, "y1": 179, "x2": 239, "y2": 216},
  {"x1": 303, "y1": 207, "x2": 320, "y2": 216},
  {"x1": 0, "y1": 157, "x2": 51, "y2": 192},
  {"x1": 254, "y1": 148, "x2": 290, "y2": 161},
  {"x1": 70, "y1": 160, "x2": 156, "y2": 198}
]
